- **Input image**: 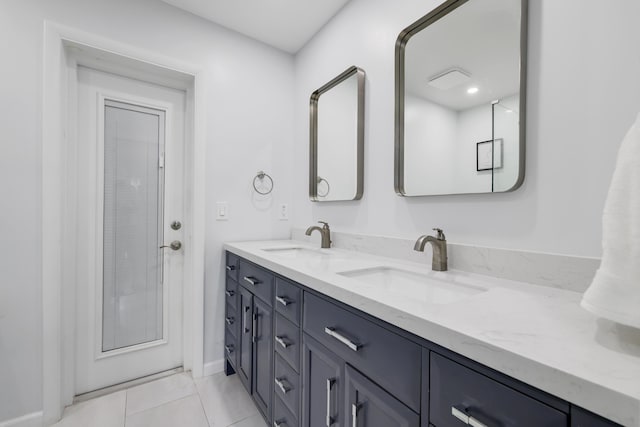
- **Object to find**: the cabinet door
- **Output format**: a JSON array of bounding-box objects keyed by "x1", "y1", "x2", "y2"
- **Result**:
[
  {"x1": 252, "y1": 296, "x2": 273, "y2": 421},
  {"x1": 303, "y1": 334, "x2": 344, "y2": 427},
  {"x1": 346, "y1": 365, "x2": 419, "y2": 427},
  {"x1": 237, "y1": 286, "x2": 253, "y2": 393}
]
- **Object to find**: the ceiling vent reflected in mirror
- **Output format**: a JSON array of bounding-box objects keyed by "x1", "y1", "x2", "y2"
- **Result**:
[{"x1": 427, "y1": 68, "x2": 471, "y2": 90}]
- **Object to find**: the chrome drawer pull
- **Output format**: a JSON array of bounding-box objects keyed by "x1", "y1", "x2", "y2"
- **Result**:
[
  {"x1": 469, "y1": 417, "x2": 488, "y2": 427},
  {"x1": 225, "y1": 317, "x2": 234, "y2": 325},
  {"x1": 226, "y1": 265, "x2": 236, "y2": 271},
  {"x1": 324, "y1": 327, "x2": 361, "y2": 352},
  {"x1": 452, "y1": 406, "x2": 469, "y2": 424},
  {"x1": 225, "y1": 290, "x2": 235, "y2": 297},
  {"x1": 274, "y1": 377, "x2": 289, "y2": 394},
  {"x1": 224, "y1": 344, "x2": 234, "y2": 354},
  {"x1": 276, "y1": 296, "x2": 290, "y2": 306},
  {"x1": 326, "y1": 378, "x2": 335, "y2": 426},
  {"x1": 243, "y1": 276, "x2": 261, "y2": 286},
  {"x1": 451, "y1": 405, "x2": 488, "y2": 427},
  {"x1": 352, "y1": 403, "x2": 359, "y2": 427},
  {"x1": 273, "y1": 421, "x2": 284, "y2": 427},
  {"x1": 275, "y1": 335, "x2": 290, "y2": 349}
]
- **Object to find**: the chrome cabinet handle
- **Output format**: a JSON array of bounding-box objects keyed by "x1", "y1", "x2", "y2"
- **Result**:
[
  {"x1": 243, "y1": 276, "x2": 260, "y2": 286},
  {"x1": 225, "y1": 317, "x2": 234, "y2": 326},
  {"x1": 224, "y1": 344, "x2": 234, "y2": 354},
  {"x1": 352, "y1": 403, "x2": 359, "y2": 427},
  {"x1": 273, "y1": 421, "x2": 284, "y2": 427},
  {"x1": 326, "y1": 378, "x2": 335, "y2": 426},
  {"x1": 226, "y1": 265, "x2": 236, "y2": 271},
  {"x1": 243, "y1": 306, "x2": 250, "y2": 333},
  {"x1": 275, "y1": 296, "x2": 290, "y2": 306},
  {"x1": 274, "y1": 377, "x2": 289, "y2": 394},
  {"x1": 451, "y1": 406, "x2": 488, "y2": 427},
  {"x1": 324, "y1": 327, "x2": 361, "y2": 352},
  {"x1": 275, "y1": 335, "x2": 290, "y2": 349},
  {"x1": 225, "y1": 290, "x2": 235, "y2": 297},
  {"x1": 252, "y1": 312, "x2": 258, "y2": 343},
  {"x1": 469, "y1": 418, "x2": 488, "y2": 427}
]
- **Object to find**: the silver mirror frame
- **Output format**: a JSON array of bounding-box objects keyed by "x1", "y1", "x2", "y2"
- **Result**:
[
  {"x1": 309, "y1": 66, "x2": 366, "y2": 201},
  {"x1": 394, "y1": 0, "x2": 528, "y2": 196}
]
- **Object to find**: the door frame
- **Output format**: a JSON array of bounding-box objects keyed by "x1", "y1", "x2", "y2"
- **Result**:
[{"x1": 42, "y1": 21, "x2": 207, "y2": 424}]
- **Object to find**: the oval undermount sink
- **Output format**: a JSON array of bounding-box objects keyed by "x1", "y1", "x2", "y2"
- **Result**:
[{"x1": 338, "y1": 266, "x2": 487, "y2": 305}]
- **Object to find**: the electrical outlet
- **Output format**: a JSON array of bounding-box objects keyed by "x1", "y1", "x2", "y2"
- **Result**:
[
  {"x1": 216, "y1": 202, "x2": 229, "y2": 220},
  {"x1": 278, "y1": 203, "x2": 289, "y2": 220}
]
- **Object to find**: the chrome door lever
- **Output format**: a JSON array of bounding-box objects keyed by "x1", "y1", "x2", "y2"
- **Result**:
[{"x1": 160, "y1": 240, "x2": 182, "y2": 250}]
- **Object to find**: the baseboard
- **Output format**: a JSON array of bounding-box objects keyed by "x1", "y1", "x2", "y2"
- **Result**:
[
  {"x1": 203, "y1": 359, "x2": 225, "y2": 377},
  {"x1": 0, "y1": 412, "x2": 43, "y2": 427}
]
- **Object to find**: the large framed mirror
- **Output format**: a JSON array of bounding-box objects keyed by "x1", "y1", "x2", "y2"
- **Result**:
[
  {"x1": 395, "y1": 0, "x2": 527, "y2": 196},
  {"x1": 310, "y1": 66, "x2": 365, "y2": 201}
]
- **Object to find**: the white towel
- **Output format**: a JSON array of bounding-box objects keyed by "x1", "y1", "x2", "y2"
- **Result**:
[{"x1": 582, "y1": 112, "x2": 640, "y2": 328}]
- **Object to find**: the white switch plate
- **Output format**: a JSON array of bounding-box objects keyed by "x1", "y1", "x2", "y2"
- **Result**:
[
  {"x1": 278, "y1": 203, "x2": 289, "y2": 220},
  {"x1": 216, "y1": 202, "x2": 229, "y2": 221}
]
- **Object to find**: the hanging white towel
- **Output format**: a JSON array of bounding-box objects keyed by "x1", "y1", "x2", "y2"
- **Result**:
[{"x1": 582, "y1": 112, "x2": 640, "y2": 328}]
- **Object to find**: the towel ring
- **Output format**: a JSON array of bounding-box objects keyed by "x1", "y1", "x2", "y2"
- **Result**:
[
  {"x1": 253, "y1": 171, "x2": 274, "y2": 195},
  {"x1": 317, "y1": 177, "x2": 330, "y2": 198}
]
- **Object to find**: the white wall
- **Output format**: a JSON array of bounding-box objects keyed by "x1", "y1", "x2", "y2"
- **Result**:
[
  {"x1": 0, "y1": 0, "x2": 293, "y2": 422},
  {"x1": 292, "y1": 0, "x2": 640, "y2": 257}
]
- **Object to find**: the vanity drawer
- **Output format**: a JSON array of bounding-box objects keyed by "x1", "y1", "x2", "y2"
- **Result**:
[
  {"x1": 274, "y1": 395, "x2": 298, "y2": 427},
  {"x1": 303, "y1": 292, "x2": 422, "y2": 413},
  {"x1": 430, "y1": 352, "x2": 567, "y2": 427},
  {"x1": 226, "y1": 252, "x2": 239, "y2": 281},
  {"x1": 224, "y1": 328, "x2": 237, "y2": 368},
  {"x1": 274, "y1": 352, "x2": 300, "y2": 419},
  {"x1": 225, "y1": 280, "x2": 238, "y2": 310},
  {"x1": 239, "y1": 260, "x2": 273, "y2": 305},
  {"x1": 225, "y1": 302, "x2": 238, "y2": 339},
  {"x1": 275, "y1": 278, "x2": 301, "y2": 326},
  {"x1": 274, "y1": 312, "x2": 300, "y2": 372}
]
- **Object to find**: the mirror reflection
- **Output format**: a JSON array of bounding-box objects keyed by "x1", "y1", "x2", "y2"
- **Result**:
[
  {"x1": 395, "y1": 0, "x2": 527, "y2": 196},
  {"x1": 310, "y1": 66, "x2": 365, "y2": 201}
]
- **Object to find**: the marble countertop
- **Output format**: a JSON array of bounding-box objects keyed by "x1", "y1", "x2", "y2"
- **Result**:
[{"x1": 224, "y1": 240, "x2": 640, "y2": 426}]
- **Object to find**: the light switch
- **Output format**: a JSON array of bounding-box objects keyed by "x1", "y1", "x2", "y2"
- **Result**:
[{"x1": 216, "y1": 202, "x2": 229, "y2": 220}]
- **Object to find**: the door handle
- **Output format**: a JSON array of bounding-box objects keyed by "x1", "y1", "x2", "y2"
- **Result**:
[
  {"x1": 243, "y1": 306, "x2": 250, "y2": 333},
  {"x1": 352, "y1": 403, "x2": 360, "y2": 427},
  {"x1": 160, "y1": 240, "x2": 182, "y2": 250}
]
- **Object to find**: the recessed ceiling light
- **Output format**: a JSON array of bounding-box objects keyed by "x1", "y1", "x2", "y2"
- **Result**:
[{"x1": 467, "y1": 87, "x2": 479, "y2": 94}]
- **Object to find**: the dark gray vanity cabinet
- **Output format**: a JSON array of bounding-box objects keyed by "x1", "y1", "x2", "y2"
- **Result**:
[
  {"x1": 224, "y1": 252, "x2": 621, "y2": 427},
  {"x1": 302, "y1": 334, "x2": 345, "y2": 427},
  {"x1": 225, "y1": 257, "x2": 275, "y2": 424},
  {"x1": 346, "y1": 365, "x2": 420, "y2": 427}
]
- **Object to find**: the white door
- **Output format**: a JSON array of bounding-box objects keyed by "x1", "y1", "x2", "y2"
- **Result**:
[{"x1": 75, "y1": 66, "x2": 186, "y2": 394}]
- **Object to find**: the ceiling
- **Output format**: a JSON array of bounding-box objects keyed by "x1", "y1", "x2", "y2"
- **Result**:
[
  {"x1": 404, "y1": 0, "x2": 522, "y2": 111},
  {"x1": 160, "y1": 0, "x2": 351, "y2": 53}
]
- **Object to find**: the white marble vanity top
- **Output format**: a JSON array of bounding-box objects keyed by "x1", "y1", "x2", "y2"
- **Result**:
[{"x1": 224, "y1": 240, "x2": 640, "y2": 426}]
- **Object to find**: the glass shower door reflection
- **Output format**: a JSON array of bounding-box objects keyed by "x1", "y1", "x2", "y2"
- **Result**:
[{"x1": 102, "y1": 100, "x2": 166, "y2": 352}]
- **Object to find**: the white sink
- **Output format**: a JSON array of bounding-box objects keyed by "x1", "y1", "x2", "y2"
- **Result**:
[{"x1": 338, "y1": 266, "x2": 487, "y2": 305}]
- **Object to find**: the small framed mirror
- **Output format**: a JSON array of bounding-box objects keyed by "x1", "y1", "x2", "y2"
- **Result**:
[
  {"x1": 395, "y1": 0, "x2": 527, "y2": 196},
  {"x1": 310, "y1": 66, "x2": 365, "y2": 201}
]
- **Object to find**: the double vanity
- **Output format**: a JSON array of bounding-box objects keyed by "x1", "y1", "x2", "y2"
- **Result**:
[{"x1": 222, "y1": 232, "x2": 639, "y2": 427}]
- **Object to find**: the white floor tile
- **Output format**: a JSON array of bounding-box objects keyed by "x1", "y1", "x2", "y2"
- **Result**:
[
  {"x1": 125, "y1": 394, "x2": 208, "y2": 427},
  {"x1": 228, "y1": 414, "x2": 268, "y2": 427},
  {"x1": 125, "y1": 372, "x2": 196, "y2": 416},
  {"x1": 54, "y1": 390, "x2": 126, "y2": 427},
  {"x1": 195, "y1": 372, "x2": 258, "y2": 427}
]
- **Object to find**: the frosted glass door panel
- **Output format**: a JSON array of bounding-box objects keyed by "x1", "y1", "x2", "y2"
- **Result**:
[{"x1": 102, "y1": 100, "x2": 166, "y2": 352}]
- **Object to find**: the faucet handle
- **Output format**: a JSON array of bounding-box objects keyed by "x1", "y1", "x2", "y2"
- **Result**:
[
  {"x1": 318, "y1": 221, "x2": 330, "y2": 228},
  {"x1": 432, "y1": 228, "x2": 445, "y2": 240}
]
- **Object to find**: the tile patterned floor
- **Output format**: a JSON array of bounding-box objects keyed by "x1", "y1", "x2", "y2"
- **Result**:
[{"x1": 53, "y1": 372, "x2": 268, "y2": 427}]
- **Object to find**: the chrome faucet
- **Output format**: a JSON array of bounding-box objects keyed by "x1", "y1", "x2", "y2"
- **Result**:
[
  {"x1": 305, "y1": 221, "x2": 331, "y2": 248},
  {"x1": 414, "y1": 228, "x2": 448, "y2": 271}
]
